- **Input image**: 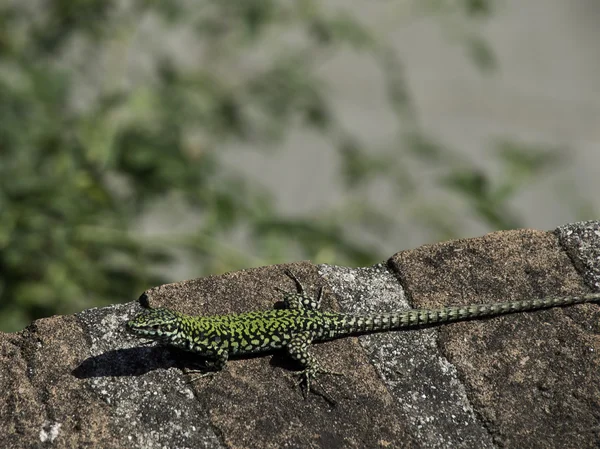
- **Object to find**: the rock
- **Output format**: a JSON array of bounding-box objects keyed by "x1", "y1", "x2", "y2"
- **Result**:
[{"x1": 2, "y1": 222, "x2": 600, "y2": 448}]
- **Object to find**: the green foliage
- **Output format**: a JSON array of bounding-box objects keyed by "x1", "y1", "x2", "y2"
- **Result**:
[
  {"x1": 0, "y1": 1, "x2": 388, "y2": 331},
  {"x1": 0, "y1": 0, "x2": 590, "y2": 332}
]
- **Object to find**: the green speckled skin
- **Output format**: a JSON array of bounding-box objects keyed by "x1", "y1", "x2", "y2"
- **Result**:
[{"x1": 127, "y1": 271, "x2": 600, "y2": 392}]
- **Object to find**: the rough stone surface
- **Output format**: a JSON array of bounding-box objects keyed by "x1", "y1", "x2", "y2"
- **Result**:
[
  {"x1": 389, "y1": 227, "x2": 600, "y2": 448},
  {"x1": 2, "y1": 223, "x2": 600, "y2": 448},
  {"x1": 555, "y1": 220, "x2": 600, "y2": 290},
  {"x1": 75, "y1": 303, "x2": 222, "y2": 449},
  {"x1": 319, "y1": 264, "x2": 495, "y2": 449}
]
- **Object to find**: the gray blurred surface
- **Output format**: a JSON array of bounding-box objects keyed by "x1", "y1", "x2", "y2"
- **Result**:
[{"x1": 223, "y1": 0, "x2": 600, "y2": 246}]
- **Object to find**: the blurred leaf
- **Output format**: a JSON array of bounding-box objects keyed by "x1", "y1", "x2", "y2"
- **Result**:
[
  {"x1": 443, "y1": 169, "x2": 489, "y2": 199},
  {"x1": 495, "y1": 140, "x2": 564, "y2": 178},
  {"x1": 465, "y1": 35, "x2": 496, "y2": 73},
  {"x1": 309, "y1": 14, "x2": 375, "y2": 49},
  {"x1": 339, "y1": 137, "x2": 393, "y2": 190},
  {"x1": 253, "y1": 218, "x2": 375, "y2": 266},
  {"x1": 379, "y1": 47, "x2": 414, "y2": 118},
  {"x1": 442, "y1": 169, "x2": 521, "y2": 229},
  {"x1": 463, "y1": 0, "x2": 493, "y2": 17},
  {"x1": 404, "y1": 131, "x2": 446, "y2": 161}
]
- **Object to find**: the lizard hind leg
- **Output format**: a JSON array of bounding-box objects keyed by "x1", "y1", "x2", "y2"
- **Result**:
[
  {"x1": 277, "y1": 270, "x2": 323, "y2": 310},
  {"x1": 286, "y1": 332, "x2": 343, "y2": 396}
]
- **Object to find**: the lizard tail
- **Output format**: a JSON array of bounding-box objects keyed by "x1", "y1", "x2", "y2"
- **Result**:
[{"x1": 331, "y1": 293, "x2": 600, "y2": 337}]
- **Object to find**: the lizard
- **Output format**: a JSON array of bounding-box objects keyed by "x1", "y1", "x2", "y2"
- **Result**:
[{"x1": 126, "y1": 270, "x2": 600, "y2": 395}]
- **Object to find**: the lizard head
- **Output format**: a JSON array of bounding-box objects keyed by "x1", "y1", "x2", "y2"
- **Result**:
[{"x1": 127, "y1": 307, "x2": 185, "y2": 342}]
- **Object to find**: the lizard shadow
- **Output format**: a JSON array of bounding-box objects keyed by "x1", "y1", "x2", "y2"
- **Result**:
[
  {"x1": 72, "y1": 346, "x2": 180, "y2": 379},
  {"x1": 72, "y1": 345, "x2": 298, "y2": 380},
  {"x1": 72, "y1": 345, "x2": 336, "y2": 406}
]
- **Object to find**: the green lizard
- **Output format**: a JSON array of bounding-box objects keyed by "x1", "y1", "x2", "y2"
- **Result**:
[{"x1": 127, "y1": 270, "x2": 600, "y2": 394}]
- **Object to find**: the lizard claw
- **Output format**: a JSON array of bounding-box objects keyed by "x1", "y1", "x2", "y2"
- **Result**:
[
  {"x1": 291, "y1": 367, "x2": 344, "y2": 397},
  {"x1": 186, "y1": 370, "x2": 218, "y2": 384}
]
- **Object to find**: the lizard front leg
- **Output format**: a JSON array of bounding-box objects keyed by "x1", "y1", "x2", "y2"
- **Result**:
[{"x1": 187, "y1": 347, "x2": 229, "y2": 383}]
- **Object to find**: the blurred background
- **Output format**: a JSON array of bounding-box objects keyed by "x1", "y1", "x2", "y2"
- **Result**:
[{"x1": 1, "y1": 0, "x2": 598, "y2": 332}]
